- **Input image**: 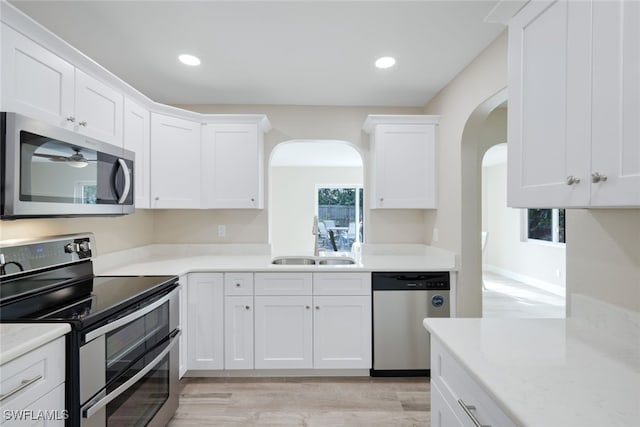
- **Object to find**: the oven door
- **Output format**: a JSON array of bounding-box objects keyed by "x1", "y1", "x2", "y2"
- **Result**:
[
  {"x1": 1, "y1": 112, "x2": 134, "y2": 218},
  {"x1": 79, "y1": 288, "x2": 179, "y2": 427}
]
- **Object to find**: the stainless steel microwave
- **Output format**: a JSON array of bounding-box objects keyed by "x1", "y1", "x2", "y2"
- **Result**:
[{"x1": 1, "y1": 112, "x2": 134, "y2": 218}]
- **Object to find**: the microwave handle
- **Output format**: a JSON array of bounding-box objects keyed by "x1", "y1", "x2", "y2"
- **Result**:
[
  {"x1": 116, "y1": 158, "x2": 131, "y2": 204},
  {"x1": 82, "y1": 329, "x2": 181, "y2": 419}
]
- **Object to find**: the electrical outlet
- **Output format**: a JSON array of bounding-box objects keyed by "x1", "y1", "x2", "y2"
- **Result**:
[{"x1": 218, "y1": 225, "x2": 226, "y2": 237}]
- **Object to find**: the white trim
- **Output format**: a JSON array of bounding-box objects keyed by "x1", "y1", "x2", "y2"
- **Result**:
[{"x1": 483, "y1": 264, "x2": 565, "y2": 297}]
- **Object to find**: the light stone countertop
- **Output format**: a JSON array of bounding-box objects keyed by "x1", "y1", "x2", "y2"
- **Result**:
[
  {"x1": 0, "y1": 323, "x2": 70, "y2": 365},
  {"x1": 94, "y1": 243, "x2": 458, "y2": 276},
  {"x1": 423, "y1": 309, "x2": 640, "y2": 427}
]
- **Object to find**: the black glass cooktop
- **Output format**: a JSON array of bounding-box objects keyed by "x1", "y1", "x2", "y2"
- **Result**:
[{"x1": 0, "y1": 261, "x2": 178, "y2": 328}]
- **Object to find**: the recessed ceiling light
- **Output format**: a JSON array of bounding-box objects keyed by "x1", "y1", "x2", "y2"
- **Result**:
[
  {"x1": 178, "y1": 54, "x2": 201, "y2": 66},
  {"x1": 375, "y1": 56, "x2": 396, "y2": 69}
]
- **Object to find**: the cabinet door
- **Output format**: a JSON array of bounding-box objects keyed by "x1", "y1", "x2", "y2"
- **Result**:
[
  {"x1": 178, "y1": 275, "x2": 188, "y2": 379},
  {"x1": 1, "y1": 24, "x2": 74, "y2": 128},
  {"x1": 123, "y1": 98, "x2": 150, "y2": 208},
  {"x1": 150, "y1": 113, "x2": 201, "y2": 208},
  {"x1": 74, "y1": 69, "x2": 123, "y2": 146},
  {"x1": 590, "y1": 0, "x2": 640, "y2": 206},
  {"x1": 187, "y1": 273, "x2": 224, "y2": 370},
  {"x1": 431, "y1": 381, "x2": 464, "y2": 427},
  {"x1": 254, "y1": 295, "x2": 312, "y2": 369},
  {"x1": 224, "y1": 296, "x2": 254, "y2": 370},
  {"x1": 507, "y1": 0, "x2": 591, "y2": 208},
  {"x1": 202, "y1": 123, "x2": 263, "y2": 208},
  {"x1": 372, "y1": 124, "x2": 437, "y2": 208},
  {"x1": 313, "y1": 295, "x2": 371, "y2": 369}
]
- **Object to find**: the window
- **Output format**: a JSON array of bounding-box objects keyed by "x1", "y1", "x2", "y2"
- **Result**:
[
  {"x1": 526, "y1": 208, "x2": 565, "y2": 244},
  {"x1": 74, "y1": 181, "x2": 97, "y2": 204},
  {"x1": 316, "y1": 186, "x2": 364, "y2": 251}
]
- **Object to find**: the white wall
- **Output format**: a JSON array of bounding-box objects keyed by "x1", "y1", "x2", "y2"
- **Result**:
[
  {"x1": 482, "y1": 163, "x2": 566, "y2": 291},
  {"x1": 423, "y1": 31, "x2": 509, "y2": 316},
  {"x1": 270, "y1": 166, "x2": 362, "y2": 255},
  {"x1": 566, "y1": 210, "x2": 640, "y2": 313}
]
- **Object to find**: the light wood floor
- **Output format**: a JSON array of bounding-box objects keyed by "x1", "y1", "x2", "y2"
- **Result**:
[{"x1": 167, "y1": 377, "x2": 430, "y2": 426}]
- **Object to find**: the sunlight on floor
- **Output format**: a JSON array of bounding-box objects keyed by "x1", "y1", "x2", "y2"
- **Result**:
[{"x1": 482, "y1": 272, "x2": 566, "y2": 318}]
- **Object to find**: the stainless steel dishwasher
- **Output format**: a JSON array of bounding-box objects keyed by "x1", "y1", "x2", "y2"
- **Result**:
[{"x1": 371, "y1": 272, "x2": 450, "y2": 376}]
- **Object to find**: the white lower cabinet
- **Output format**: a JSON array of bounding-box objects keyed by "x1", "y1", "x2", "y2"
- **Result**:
[
  {"x1": 431, "y1": 337, "x2": 516, "y2": 427},
  {"x1": 313, "y1": 295, "x2": 371, "y2": 369},
  {"x1": 0, "y1": 336, "x2": 66, "y2": 426},
  {"x1": 254, "y1": 295, "x2": 313, "y2": 369},
  {"x1": 187, "y1": 273, "x2": 224, "y2": 370},
  {"x1": 224, "y1": 296, "x2": 254, "y2": 370}
]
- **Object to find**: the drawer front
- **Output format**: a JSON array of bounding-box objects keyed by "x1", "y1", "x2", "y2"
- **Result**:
[
  {"x1": 0, "y1": 337, "x2": 65, "y2": 417},
  {"x1": 254, "y1": 273, "x2": 312, "y2": 295},
  {"x1": 431, "y1": 338, "x2": 517, "y2": 427},
  {"x1": 313, "y1": 273, "x2": 371, "y2": 296},
  {"x1": 431, "y1": 381, "x2": 465, "y2": 427},
  {"x1": 224, "y1": 272, "x2": 254, "y2": 296},
  {"x1": 1, "y1": 383, "x2": 66, "y2": 426}
]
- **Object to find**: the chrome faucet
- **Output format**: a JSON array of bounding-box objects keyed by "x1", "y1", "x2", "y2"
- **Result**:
[{"x1": 312, "y1": 216, "x2": 319, "y2": 256}]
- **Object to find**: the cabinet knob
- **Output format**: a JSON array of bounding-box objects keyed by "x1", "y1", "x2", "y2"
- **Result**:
[
  {"x1": 591, "y1": 172, "x2": 608, "y2": 183},
  {"x1": 315, "y1": 306, "x2": 320, "y2": 310},
  {"x1": 305, "y1": 306, "x2": 310, "y2": 309},
  {"x1": 379, "y1": 197, "x2": 384, "y2": 202},
  {"x1": 155, "y1": 197, "x2": 160, "y2": 201},
  {"x1": 245, "y1": 305, "x2": 251, "y2": 310},
  {"x1": 565, "y1": 176, "x2": 581, "y2": 186},
  {"x1": 250, "y1": 198, "x2": 255, "y2": 202},
  {"x1": 78, "y1": 121, "x2": 88, "y2": 127},
  {"x1": 236, "y1": 283, "x2": 241, "y2": 287},
  {"x1": 66, "y1": 116, "x2": 76, "y2": 123}
]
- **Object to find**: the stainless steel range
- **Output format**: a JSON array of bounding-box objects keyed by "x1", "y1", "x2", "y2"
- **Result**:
[{"x1": 0, "y1": 234, "x2": 180, "y2": 427}]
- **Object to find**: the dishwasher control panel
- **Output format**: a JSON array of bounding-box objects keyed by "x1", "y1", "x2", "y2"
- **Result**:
[{"x1": 371, "y1": 272, "x2": 450, "y2": 291}]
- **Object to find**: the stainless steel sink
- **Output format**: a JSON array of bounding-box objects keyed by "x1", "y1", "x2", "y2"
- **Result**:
[
  {"x1": 271, "y1": 256, "x2": 316, "y2": 265},
  {"x1": 317, "y1": 257, "x2": 356, "y2": 265}
]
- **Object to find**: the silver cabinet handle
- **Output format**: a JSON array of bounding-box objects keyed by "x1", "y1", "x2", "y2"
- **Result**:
[
  {"x1": 83, "y1": 330, "x2": 180, "y2": 419},
  {"x1": 78, "y1": 121, "x2": 88, "y2": 127},
  {"x1": 458, "y1": 399, "x2": 491, "y2": 427},
  {"x1": 66, "y1": 116, "x2": 76, "y2": 123},
  {"x1": 566, "y1": 176, "x2": 580, "y2": 185},
  {"x1": 117, "y1": 159, "x2": 131, "y2": 204},
  {"x1": 0, "y1": 375, "x2": 43, "y2": 402},
  {"x1": 591, "y1": 172, "x2": 608, "y2": 183}
]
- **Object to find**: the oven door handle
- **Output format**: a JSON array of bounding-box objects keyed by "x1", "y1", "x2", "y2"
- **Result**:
[
  {"x1": 85, "y1": 287, "x2": 177, "y2": 343},
  {"x1": 82, "y1": 329, "x2": 181, "y2": 419}
]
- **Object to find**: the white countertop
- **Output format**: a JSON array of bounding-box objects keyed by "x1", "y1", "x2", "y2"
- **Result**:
[
  {"x1": 0, "y1": 323, "x2": 70, "y2": 365},
  {"x1": 424, "y1": 314, "x2": 640, "y2": 427},
  {"x1": 95, "y1": 243, "x2": 458, "y2": 276}
]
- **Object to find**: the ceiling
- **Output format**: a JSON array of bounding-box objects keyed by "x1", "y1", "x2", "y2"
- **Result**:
[{"x1": 9, "y1": 1, "x2": 506, "y2": 107}]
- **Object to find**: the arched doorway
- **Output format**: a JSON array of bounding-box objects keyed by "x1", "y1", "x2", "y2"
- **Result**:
[{"x1": 268, "y1": 140, "x2": 363, "y2": 256}]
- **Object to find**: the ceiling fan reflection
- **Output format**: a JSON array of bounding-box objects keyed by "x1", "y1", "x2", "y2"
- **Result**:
[{"x1": 33, "y1": 148, "x2": 95, "y2": 168}]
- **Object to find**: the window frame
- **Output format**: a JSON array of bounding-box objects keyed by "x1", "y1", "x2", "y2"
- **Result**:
[{"x1": 521, "y1": 208, "x2": 566, "y2": 246}]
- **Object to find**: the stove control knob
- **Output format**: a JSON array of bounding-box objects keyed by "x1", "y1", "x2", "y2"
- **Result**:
[{"x1": 64, "y1": 243, "x2": 80, "y2": 253}]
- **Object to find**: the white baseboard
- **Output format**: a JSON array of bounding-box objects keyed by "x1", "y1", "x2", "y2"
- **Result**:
[{"x1": 483, "y1": 264, "x2": 565, "y2": 297}]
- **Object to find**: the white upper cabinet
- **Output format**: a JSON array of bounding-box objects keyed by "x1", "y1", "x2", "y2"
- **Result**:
[
  {"x1": 123, "y1": 98, "x2": 150, "y2": 208},
  {"x1": 1, "y1": 23, "x2": 74, "y2": 127},
  {"x1": 150, "y1": 113, "x2": 202, "y2": 209},
  {"x1": 364, "y1": 115, "x2": 439, "y2": 209},
  {"x1": 74, "y1": 69, "x2": 123, "y2": 146},
  {"x1": 1, "y1": 24, "x2": 123, "y2": 146},
  {"x1": 201, "y1": 117, "x2": 270, "y2": 209},
  {"x1": 508, "y1": 0, "x2": 640, "y2": 208}
]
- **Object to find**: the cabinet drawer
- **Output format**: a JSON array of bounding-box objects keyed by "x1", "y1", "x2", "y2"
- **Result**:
[
  {"x1": 224, "y1": 272, "x2": 254, "y2": 296},
  {"x1": 254, "y1": 273, "x2": 312, "y2": 295},
  {"x1": 313, "y1": 273, "x2": 371, "y2": 296},
  {"x1": 431, "y1": 339, "x2": 517, "y2": 427},
  {"x1": 0, "y1": 336, "x2": 65, "y2": 417}
]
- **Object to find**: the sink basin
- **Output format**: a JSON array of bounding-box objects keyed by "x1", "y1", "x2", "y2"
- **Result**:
[
  {"x1": 317, "y1": 257, "x2": 356, "y2": 265},
  {"x1": 271, "y1": 256, "x2": 316, "y2": 265}
]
